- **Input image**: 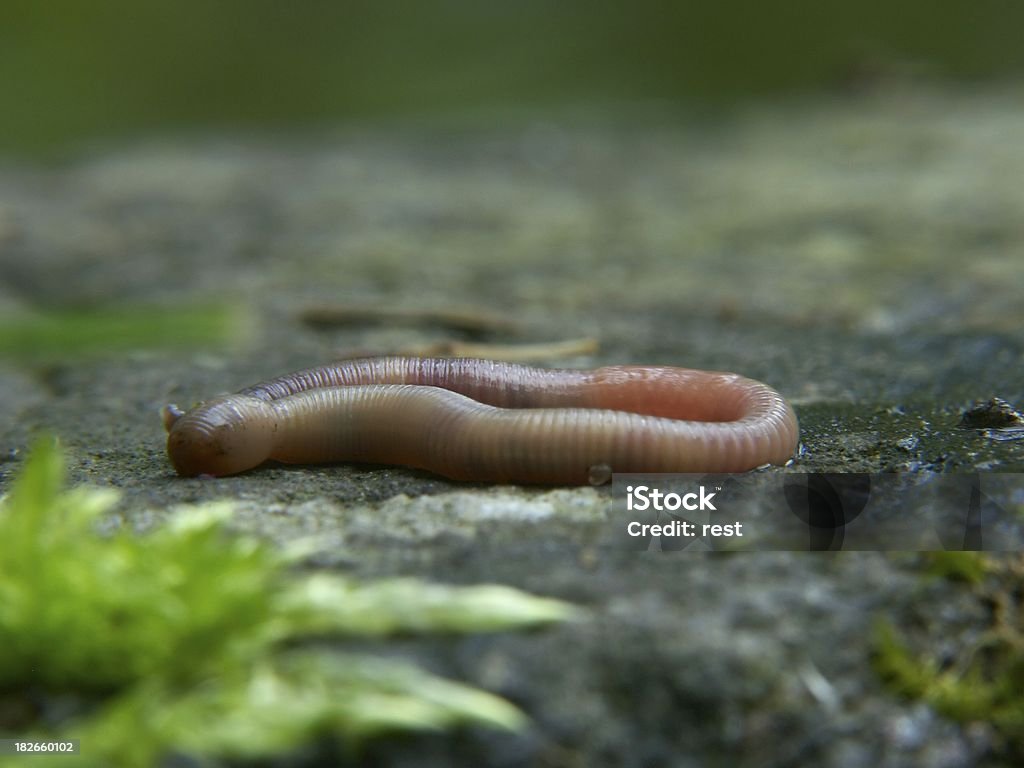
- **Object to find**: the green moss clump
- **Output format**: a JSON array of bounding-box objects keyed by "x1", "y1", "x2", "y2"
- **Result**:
[
  {"x1": 921, "y1": 551, "x2": 991, "y2": 585},
  {"x1": 873, "y1": 555, "x2": 1024, "y2": 758},
  {"x1": 0, "y1": 439, "x2": 575, "y2": 767},
  {"x1": 0, "y1": 303, "x2": 249, "y2": 361}
]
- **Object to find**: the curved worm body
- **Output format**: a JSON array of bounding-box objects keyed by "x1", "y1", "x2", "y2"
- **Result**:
[{"x1": 164, "y1": 357, "x2": 799, "y2": 484}]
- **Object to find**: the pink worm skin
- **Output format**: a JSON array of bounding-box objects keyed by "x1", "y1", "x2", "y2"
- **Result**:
[{"x1": 163, "y1": 357, "x2": 799, "y2": 484}]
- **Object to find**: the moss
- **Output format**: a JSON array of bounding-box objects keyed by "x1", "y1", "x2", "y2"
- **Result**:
[
  {"x1": 873, "y1": 555, "x2": 1024, "y2": 758},
  {"x1": 922, "y1": 551, "x2": 991, "y2": 585},
  {"x1": 0, "y1": 303, "x2": 249, "y2": 362},
  {"x1": 0, "y1": 439, "x2": 575, "y2": 767}
]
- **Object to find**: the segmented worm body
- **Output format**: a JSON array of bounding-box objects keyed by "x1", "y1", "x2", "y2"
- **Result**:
[{"x1": 164, "y1": 357, "x2": 799, "y2": 483}]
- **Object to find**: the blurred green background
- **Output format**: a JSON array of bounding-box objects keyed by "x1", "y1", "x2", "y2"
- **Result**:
[{"x1": 2, "y1": 0, "x2": 1023, "y2": 157}]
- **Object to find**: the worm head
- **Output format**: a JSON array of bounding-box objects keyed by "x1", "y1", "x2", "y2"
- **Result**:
[
  {"x1": 161, "y1": 404, "x2": 185, "y2": 432},
  {"x1": 166, "y1": 395, "x2": 277, "y2": 477}
]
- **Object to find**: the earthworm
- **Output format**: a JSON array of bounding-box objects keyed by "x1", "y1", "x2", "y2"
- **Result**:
[{"x1": 163, "y1": 357, "x2": 799, "y2": 483}]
